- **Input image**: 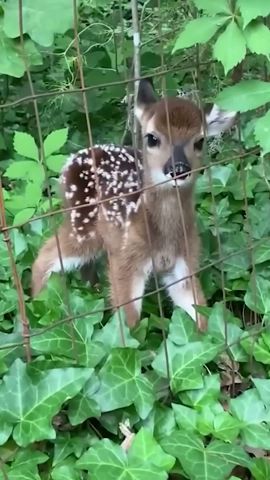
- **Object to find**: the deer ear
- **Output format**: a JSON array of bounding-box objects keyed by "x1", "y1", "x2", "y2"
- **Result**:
[
  {"x1": 204, "y1": 104, "x2": 237, "y2": 137},
  {"x1": 135, "y1": 78, "x2": 158, "y2": 122}
]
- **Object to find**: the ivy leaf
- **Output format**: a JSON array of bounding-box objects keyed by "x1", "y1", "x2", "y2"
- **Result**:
[
  {"x1": 213, "y1": 20, "x2": 246, "y2": 74},
  {"x1": 52, "y1": 462, "x2": 81, "y2": 480},
  {"x1": 44, "y1": 128, "x2": 68, "y2": 157},
  {"x1": 253, "y1": 378, "x2": 270, "y2": 406},
  {"x1": 230, "y1": 389, "x2": 270, "y2": 448},
  {"x1": 173, "y1": 17, "x2": 223, "y2": 52},
  {"x1": 3, "y1": 0, "x2": 73, "y2": 47},
  {"x1": 179, "y1": 374, "x2": 221, "y2": 408},
  {"x1": 0, "y1": 466, "x2": 41, "y2": 480},
  {"x1": 92, "y1": 348, "x2": 154, "y2": 419},
  {"x1": 254, "y1": 110, "x2": 270, "y2": 155},
  {"x1": 13, "y1": 132, "x2": 39, "y2": 161},
  {"x1": 93, "y1": 310, "x2": 139, "y2": 352},
  {"x1": 216, "y1": 80, "x2": 270, "y2": 112},
  {"x1": 0, "y1": 359, "x2": 91, "y2": 446},
  {"x1": 0, "y1": 422, "x2": 12, "y2": 445},
  {"x1": 171, "y1": 342, "x2": 220, "y2": 393},
  {"x1": 253, "y1": 238, "x2": 270, "y2": 264},
  {"x1": 67, "y1": 394, "x2": 100, "y2": 426},
  {"x1": 251, "y1": 458, "x2": 270, "y2": 480},
  {"x1": 168, "y1": 308, "x2": 197, "y2": 346},
  {"x1": 128, "y1": 428, "x2": 175, "y2": 472},
  {"x1": 161, "y1": 431, "x2": 250, "y2": 480},
  {"x1": 172, "y1": 404, "x2": 198, "y2": 431},
  {"x1": 244, "y1": 21, "x2": 270, "y2": 56},
  {"x1": 244, "y1": 276, "x2": 270, "y2": 314},
  {"x1": 77, "y1": 437, "x2": 169, "y2": 479},
  {"x1": 237, "y1": 0, "x2": 270, "y2": 28},
  {"x1": 213, "y1": 412, "x2": 241, "y2": 442},
  {"x1": 193, "y1": 0, "x2": 231, "y2": 15}
]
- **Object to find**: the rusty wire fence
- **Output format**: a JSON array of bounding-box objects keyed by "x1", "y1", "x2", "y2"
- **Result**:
[{"x1": 0, "y1": 0, "x2": 265, "y2": 384}]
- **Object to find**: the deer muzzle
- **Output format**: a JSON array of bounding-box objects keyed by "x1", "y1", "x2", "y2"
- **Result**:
[{"x1": 163, "y1": 144, "x2": 191, "y2": 183}]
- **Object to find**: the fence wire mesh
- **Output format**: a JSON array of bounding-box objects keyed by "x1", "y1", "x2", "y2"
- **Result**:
[{"x1": 0, "y1": 0, "x2": 267, "y2": 404}]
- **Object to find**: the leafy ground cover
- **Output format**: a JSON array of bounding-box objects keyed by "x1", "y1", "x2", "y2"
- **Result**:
[{"x1": 1, "y1": 1, "x2": 270, "y2": 479}]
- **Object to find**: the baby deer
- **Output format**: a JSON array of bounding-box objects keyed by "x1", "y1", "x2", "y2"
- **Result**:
[{"x1": 32, "y1": 79, "x2": 235, "y2": 330}]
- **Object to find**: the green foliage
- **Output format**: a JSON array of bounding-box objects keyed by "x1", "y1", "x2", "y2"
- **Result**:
[{"x1": 1, "y1": 0, "x2": 270, "y2": 478}]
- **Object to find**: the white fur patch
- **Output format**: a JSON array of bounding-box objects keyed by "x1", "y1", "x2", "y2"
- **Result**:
[
  {"x1": 51, "y1": 256, "x2": 88, "y2": 274},
  {"x1": 162, "y1": 258, "x2": 196, "y2": 321},
  {"x1": 134, "y1": 106, "x2": 144, "y2": 122}
]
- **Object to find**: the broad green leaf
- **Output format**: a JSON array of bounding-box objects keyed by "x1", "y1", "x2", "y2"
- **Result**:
[
  {"x1": 216, "y1": 80, "x2": 270, "y2": 112},
  {"x1": 193, "y1": 0, "x2": 231, "y2": 15},
  {"x1": 244, "y1": 21, "x2": 270, "y2": 56},
  {"x1": 46, "y1": 155, "x2": 67, "y2": 173},
  {"x1": 0, "y1": 422, "x2": 12, "y2": 445},
  {"x1": 52, "y1": 462, "x2": 81, "y2": 480},
  {"x1": 213, "y1": 20, "x2": 246, "y2": 74},
  {"x1": 4, "y1": 161, "x2": 44, "y2": 184},
  {"x1": 253, "y1": 238, "x2": 270, "y2": 264},
  {"x1": 0, "y1": 28, "x2": 42, "y2": 77},
  {"x1": 93, "y1": 310, "x2": 139, "y2": 352},
  {"x1": 161, "y1": 431, "x2": 250, "y2": 480},
  {"x1": 237, "y1": 0, "x2": 270, "y2": 27},
  {"x1": 172, "y1": 404, "x2": 197, "y2": 431},
  {"x1": 173, "y1": 17, "x2": 222, "y2": 52},
  {"x1": 207, "y1": 303, "x2": 247, "y2": 361},
  {"x1": 254, "y1": 110, "x2": 270, "y2": 155},
  {"x1": 13, "y1": 208, "x2": 36, "y2": 227},
  {"x1": 128, "y1": 428, "x2": 175, "y2": 472},
  {"x1": 171, "y1": 342, "x2": 220, "y2": 393},
  {"x1": 13, "y1": 448, "x2": 48, "y2": 468},
  {"x1": 230, "y1": 388, "x2": 270, "y2": 448},
  {"x1": 213, "y1": 412, "x2": 240, "y2": 442},
  {"x1": 253, "y1": 377, "x2": 270, "y2": 405},
  {"x1": 13, "y1": 132, "x2": 39, "y2": 161},
  {"x1": 44, "y1": 128, "x2": 68, "y2": 157},
  {"x1": 0, "y1": 359, "x2": 91, "y2": 446},
  {"x1": 168, "y1": 308, "x2": 197, "y2": 345},
  {"x1": 77, "y1": 437, "x2": 169, "y2": 479},
  {"x1": 251, "y1": 458, "x2": 270, "y2": 480},
  {"x1": 179, "y1": 374, "x2": 220, "y2": 408},
  {"x1": 68, "y1": 394, "x2": 100, "y2": 425},
  {"x1": 244, "y1": 276, "x2": 270, "y2": 314},
  {"x1": 92, "y1": 348, "x2": 154, "y2": 419},
  {"x1": 0, "y1": 466, "x2": 41, "y2": 480},
  {"x1": 3, "y1": 0, "x2": 73, "y2": 47}
]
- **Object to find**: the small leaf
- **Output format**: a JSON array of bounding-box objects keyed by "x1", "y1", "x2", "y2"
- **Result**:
[
  {"x1": 193, "y1": 0, "x2": 231, "y2": 15},
  {"x1": 68, "y1": 394, "x2": 100, "y2": 426},
  {"x1": 173, "y1": 17, "x2": 222, "y2": 52},
  {"x1": 44, "y1": 128, "x2": 68, "y2": 157},
  {"x1": 180, "y1": 374, "x2": 221, "y2": 408},
  {"x1": 46, "y1": 155, "x2": 67, "y2": 173},
  {"x1": 172, "y1": 404, "x2": 197, "y2": 431},
  {"x1": 237, "y1": 0, "x2": 270, "y2": 28},
  {"x1": 128, "y1": 428, "x2": 175, "y2": 472},
  {"x1": 213, "y1": 412, "x2": 241, "y2": 442},
  {"x1": 216, "y1": 80, "x2": 270, "y2": 112},
  {"x1": 244, "y1": 276, "x2": 270, "y2": 314},
  {"x1": 93, "y1": 310, "x2": 139, "y2": 352},
  {"x1": 253, "y1": 377, "x2": 270, "y2": 406},
  {"x1": 244, "y1": 21, "x2": 270, "y2": 56},
  {"x1": 213, "y1": 20, "x2": 246, "y2": 74},
  {"x1": 168, "y1": 308, "x2": 197, "y2": 345},
  {"x1": 254, "y1": 110, "x2": 270, "y2": 155},
  {"x1": 13, "y1": 132, "x2": 39, "y2": 160},
  {"x1": 13, "y1": 208, "x2": 36, "y2": 226}
]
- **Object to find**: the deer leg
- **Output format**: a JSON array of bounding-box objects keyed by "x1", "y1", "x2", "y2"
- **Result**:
[
  {"x1": 108, "y1": 254, "x2": 152, "y2": 328},
  {"x1": 32, "y1": 223, "x2": 102, "y2": 296},
  {"x1": 162, "y1": 257, "x2": 207, "y2": 331}
]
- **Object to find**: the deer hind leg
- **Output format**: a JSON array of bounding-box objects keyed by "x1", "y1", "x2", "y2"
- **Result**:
[
  {"x1": 108, "y1": 253, "x2": 152, "y2": 328},
  {"x1": 162, "y1": 257, "x2": 207, "y2": 331},
  {"x1": 31, "y1": 222, "x2": 102, "y2": 296}
]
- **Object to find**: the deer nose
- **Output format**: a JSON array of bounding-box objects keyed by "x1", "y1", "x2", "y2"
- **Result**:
[{"x1": 163, "y1": 144, "x2": 191, "y2": 178}]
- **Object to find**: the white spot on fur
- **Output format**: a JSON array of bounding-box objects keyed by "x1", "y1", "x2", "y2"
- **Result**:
[{"x1": 162, "y1": 258, "x2": 196, "y2": 320}]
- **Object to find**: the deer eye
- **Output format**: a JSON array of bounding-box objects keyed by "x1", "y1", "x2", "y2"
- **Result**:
[
  {"x1": 194, "y1": 137, "x2": 204, "y2": 151},
  {"x1": 145, "y1": 133, "x2": 160, "y2": 148}
]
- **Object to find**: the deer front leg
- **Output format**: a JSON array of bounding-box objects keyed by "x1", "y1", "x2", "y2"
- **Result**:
[
  {"x1": 162, "y1": 257, "x2": 207, "y2": 331},
  {"x1": 108, "y1": 254, "x2": 152, "y2": 328}
]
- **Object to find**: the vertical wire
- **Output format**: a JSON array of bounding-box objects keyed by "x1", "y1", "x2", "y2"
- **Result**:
[{"x1": 18, "y1": 0, "x2": 78, "y2": 362}]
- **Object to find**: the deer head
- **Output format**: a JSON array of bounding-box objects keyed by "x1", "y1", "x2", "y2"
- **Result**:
[{"x1": 135, "y1": 78, "x2": 236, "y2": 188}]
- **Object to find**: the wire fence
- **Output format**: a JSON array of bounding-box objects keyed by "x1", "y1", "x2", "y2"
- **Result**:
[{"x1": 0, "y1": 0, "x2": 265, "y2": 386}]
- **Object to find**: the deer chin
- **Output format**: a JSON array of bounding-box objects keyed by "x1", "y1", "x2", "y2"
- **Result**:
[{"x1": 166, "y1": 171, "x2": 192, "y2": 188}]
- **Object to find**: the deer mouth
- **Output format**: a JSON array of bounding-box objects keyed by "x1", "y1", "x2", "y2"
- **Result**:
[{"x1": 164, "y1": 162, "x2": 192, "y2": 186}]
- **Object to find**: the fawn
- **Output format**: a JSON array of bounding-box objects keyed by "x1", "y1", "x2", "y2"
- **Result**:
[{"x1": 32, "y1": 78, "x2": 235, "y2": 330}]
